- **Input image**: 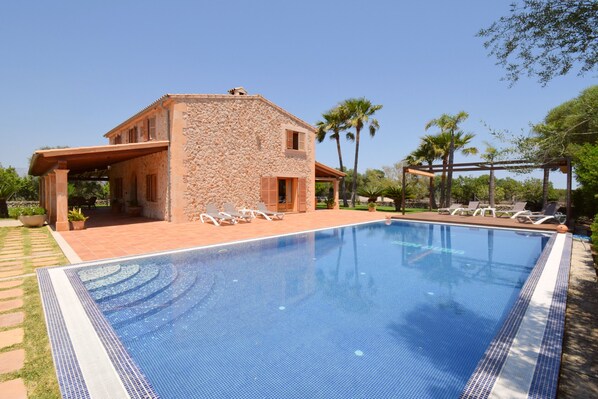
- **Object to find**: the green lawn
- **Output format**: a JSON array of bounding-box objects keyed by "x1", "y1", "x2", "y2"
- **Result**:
[{"x1": 315, "y1": 203, "x2": 428, "y2": 213}]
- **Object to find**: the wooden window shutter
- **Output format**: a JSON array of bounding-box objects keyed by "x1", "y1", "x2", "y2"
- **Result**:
[
  {"x1": 299, "y1": 132, "x2": 305, "y2": 151},
  {"x1": 260, "y1": 177, "x2": 278, "y2": 211},
  {"x1": 298, "y1": 178, "x2": 307, "y2": 212},
  {"x1": 286, "y1": 130, "x2": 293, "y2": 149}
]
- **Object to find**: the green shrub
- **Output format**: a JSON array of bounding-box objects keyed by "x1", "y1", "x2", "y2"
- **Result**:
[
  {"x1": 591, "y1": 213, "x2": 598, "y2": 245},
  {"x1": 9, "y1": 206, "x2": 46, "y2": 218}
]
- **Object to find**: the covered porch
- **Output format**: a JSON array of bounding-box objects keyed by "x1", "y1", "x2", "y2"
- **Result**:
[
  {"x1": 315, "y1": 161, "x2": 345, "y2": 210},
  {"x1": 29, "y1": 141, "x2": 169, "y2": 231}
]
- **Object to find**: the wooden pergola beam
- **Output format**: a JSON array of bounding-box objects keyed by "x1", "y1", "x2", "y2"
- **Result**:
[{"x1": 401, "y1": 158, "x2": 572, "y2": 225}]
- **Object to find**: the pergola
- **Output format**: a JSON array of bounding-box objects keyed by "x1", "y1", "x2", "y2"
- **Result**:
[{"x1": 401, "y1": 158, "x2": 572, "y2": 223}]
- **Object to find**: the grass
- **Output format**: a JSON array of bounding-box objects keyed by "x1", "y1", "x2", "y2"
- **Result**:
[
  {"x1": 316, "y1": 203, "x2": 428, "y2": 213},
  {"x1": 0, "y1": 226, "x2": 63, "y2": 398},
  {"x1": 0, "y1": 278, "x2": 61, "y2": 398}
]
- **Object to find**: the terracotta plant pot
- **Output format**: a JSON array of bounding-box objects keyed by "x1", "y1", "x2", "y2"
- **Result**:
[
  {"x1": 19, "y1": 215, "x2": 46, "y2": 228},
  {"x1": 368, "y1": 207, "x2": 376, "y2": 212},
  {"x1": 70, "y1": 220, "x2": 86, "y2": 230}
]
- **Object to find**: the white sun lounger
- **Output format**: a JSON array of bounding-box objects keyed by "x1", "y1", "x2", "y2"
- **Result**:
[
  {"x1": 437, "y1": 203, "x2": 462, "y2": 215},
  {"x1": 495, "y1": 202, "x2": 528, "y2": 219},
  {"x1": 515, "y1": 202, "x2": 564, "y2": 225},
  {"x1": 222, "y1": 202, "x2": 252, "y2": 223},
  {"x1": 200, "y1": 204, "x2": 237, "y2": 226},
  {"x1": 251, "y1": 202, "x2": 284, "y2": 221},
  {"x1": 452, "y1": 201, "x2": 480, "y2": 216}
]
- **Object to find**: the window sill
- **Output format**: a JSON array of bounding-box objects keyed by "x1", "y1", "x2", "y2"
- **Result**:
[{"x1": 284, "y1": 149, "x2": 307, "y2": 158}]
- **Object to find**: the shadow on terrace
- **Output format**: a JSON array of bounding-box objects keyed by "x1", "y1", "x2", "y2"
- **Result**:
[{"x1": 74, "y1": 206, "x2": 157, "y2": 229}]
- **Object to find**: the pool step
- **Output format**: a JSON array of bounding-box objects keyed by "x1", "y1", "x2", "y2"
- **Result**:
[
  {"x1": 78, "y1": 264, "x2": 121, "y2": 283},
  {"x1": 100, "y1": 265, "x2": 178, "y2": 313},
  {"x1": 91, "y1": 264, "x2": 161, "y2": 302},
  {"x1": 84, "y1": 264, "x2": 141, "y2": 292},
  {"x1": 108, "y1": 266, "x2": 201, "y2": 328},
  {"x1": 113, "y1": 268, "x2": 221, "y2": 340}
]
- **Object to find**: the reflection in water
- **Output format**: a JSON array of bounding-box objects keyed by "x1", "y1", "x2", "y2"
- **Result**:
[{"x1": 316, "y1": 226, "x2": 377, "y2": 313}]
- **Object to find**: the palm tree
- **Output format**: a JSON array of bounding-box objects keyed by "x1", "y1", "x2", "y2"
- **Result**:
[
  {"x1": 405, "y1": 137, "x2": 443, "y2": 209},
  {"x1": 316, "y1": 107, "x2": 354, "y2": 207},
  {"x1": 424, "y1": 132, "x2": 478, "y2": 207},
  {"x1": 481, "y1": 142, "x2": 506, "y2": 207},
  {"x1": 425, "y1": 111, "x2": 470, "y2": 207},
  {"x1": 342, "y1": 98, "x2": 383, "y2": 207}
]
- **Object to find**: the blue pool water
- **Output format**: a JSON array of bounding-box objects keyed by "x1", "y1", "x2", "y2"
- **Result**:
[{"x1": 76, "y1": 221, "x2": 549, "y2": 398}]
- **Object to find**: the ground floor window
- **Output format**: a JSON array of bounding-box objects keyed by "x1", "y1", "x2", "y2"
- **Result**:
[{"x1": 146, "y1": 174, "x2": 157, "y2": 202}]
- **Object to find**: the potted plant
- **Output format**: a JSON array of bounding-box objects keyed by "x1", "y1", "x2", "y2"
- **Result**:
[
  {"x1": 17, "y1": 206, "x2": 47, "y2": 227},
  {"x1": 367, "y1": 202, "x2": 377, "y2": 212},
  {"x1": 127, "y1": 199, "x2": 143, "y2": 217},
  {"x1": 68, "y1": 207, "x2": 89, "y2": 230},
  {"x1": 325, "y1": 197, "x2": 336, "y2": 209}
]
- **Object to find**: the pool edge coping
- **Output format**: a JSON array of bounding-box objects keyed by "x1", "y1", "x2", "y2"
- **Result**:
[{"x1": 460, "y1": 232, "x2": 572, "y2": 399}]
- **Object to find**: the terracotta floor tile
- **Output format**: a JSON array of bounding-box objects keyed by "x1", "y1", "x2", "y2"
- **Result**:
[
  {"x1": 0, "y1": 312, "x2": 24, "y2": 328},
  {"x1": 0, "y1": 328, "x2": 24, "y2": 349},
  {"x1": 0, "y1": 378, "x2": 27, "y2": 399},
  {"x1": 0, "y1": 280, "x2": 23, "y2": 290},
  {"x1": 0, "y1": 299, "x2": 23, "y2": 312},
  {"x1": 0, "y1": 289, "x2": 23, "y2": 300},
  {"x1": 0, "y1": 349, "x2": 25, "y2": 374}
]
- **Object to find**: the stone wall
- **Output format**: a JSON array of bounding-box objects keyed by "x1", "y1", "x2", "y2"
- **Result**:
[
  {"x1": 109, "y1": 150, "x2": 168, "y2": 220},
  {"x1": 176, "y1": 96, "x2": 315, "y2": 222},
  {"x1": 108, "y1": 107, "x2": 169, "y2": 144}
]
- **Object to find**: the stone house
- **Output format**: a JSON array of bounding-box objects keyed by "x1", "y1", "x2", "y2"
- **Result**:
[{"x1": 29, "y1": 89, "x2": 344, "y2": 231}]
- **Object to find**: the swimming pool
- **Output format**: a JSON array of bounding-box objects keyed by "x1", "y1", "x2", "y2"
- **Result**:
[{"x1": 38, "y1": 220, "x2": 570, "y2": 398}]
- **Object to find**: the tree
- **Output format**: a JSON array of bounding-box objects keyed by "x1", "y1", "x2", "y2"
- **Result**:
[
  {"x1": 479, "y1": 0, "x2": 598, "y2": 85},
  {"x1": 481, "y1": 142, "x2": 509, "y2": 207},
  {"x1": 425, "y1": 111, "x2": 471, "y2": 207},
  {"x1": 15, "y1": 175, "x2": 39, "y2": 200},
  {"x1": 342, "y1": 98, "x2": 383, "y2": 207},
  {"x1": 357, "y1": 185, "x2": 384, "y2": 204},
  {"x1": 502, "y1": 86, "x2": 598, "y2": 206},
  {"x1": 316, "y1": 107, "x2": 354, "y2": 207},
  {"x1": 384, "y1": 184, "x2": 414, "y2": 212},
  {"x1": 0, "y1": 165, "x2": 22, "y2": 218},
  {"x1": 405, "y1": 138, "x2": 442, "y2": 209},
  {"x1": 415, "y1": 131, "x2": 478, "y2": 207},
  {"x1": 573, "y1": 143, "x2": 598, "y2": 216}
]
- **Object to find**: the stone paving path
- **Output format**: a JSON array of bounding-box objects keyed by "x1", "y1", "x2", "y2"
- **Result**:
[
  {"x1": 558, "y1": 239, "x2": 598, "y2": 398},
  {"x1": 0, "y1": 226, "x2": 67, "y2": 399}
]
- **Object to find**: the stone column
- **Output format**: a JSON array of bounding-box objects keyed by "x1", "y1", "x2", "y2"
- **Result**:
[
  {"x1": 48, "y1": 173, "x2": 56, "y2": 224},
  {"x1": 53, "y1": 168, "x2": 70, "y2": 231},
  {"x1": 333, "y1": 179, "x2": 340, "y2": 210}
]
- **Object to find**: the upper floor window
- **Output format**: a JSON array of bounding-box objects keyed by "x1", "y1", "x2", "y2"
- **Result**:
[
  {"x1": 286, "y1": 130, "x2": 305, "y2": 152},
  {"x1": 114, "y1": 135, "x2": 122, "y2": 145},
  {"x1": 147, "y1": 117, "x2": 156, "y2": 141},
  {"x1": 128, "y1": 127, "x2": 138, "y2": 143}
]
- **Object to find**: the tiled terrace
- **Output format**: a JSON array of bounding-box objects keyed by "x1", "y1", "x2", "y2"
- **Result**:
[{"x1": 58, "y1": 208, "x2": 559, "y2": 262}]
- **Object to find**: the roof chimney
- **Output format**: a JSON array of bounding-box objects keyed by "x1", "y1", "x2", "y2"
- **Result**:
[{"x1": 228, "y1": 87, "x2": 248, "y2": 96}]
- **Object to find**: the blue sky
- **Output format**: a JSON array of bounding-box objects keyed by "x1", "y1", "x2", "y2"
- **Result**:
[{"x1": 0, "y1": 1, "x2": 595, "y2": 188}]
